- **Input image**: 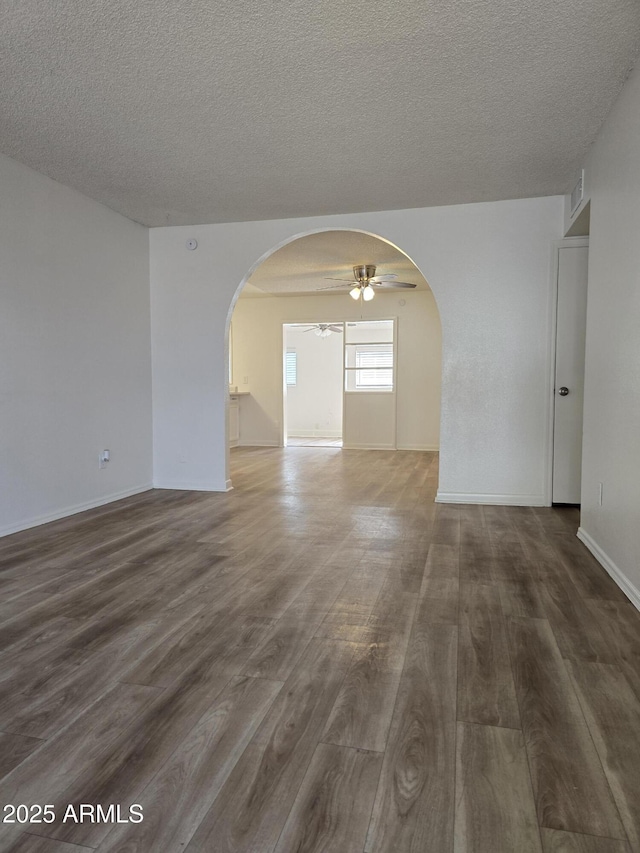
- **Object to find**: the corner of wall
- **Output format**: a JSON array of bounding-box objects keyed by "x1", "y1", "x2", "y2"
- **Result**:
[{"x1": 577, "y1": 527, "x2": 640, "y2": 612}]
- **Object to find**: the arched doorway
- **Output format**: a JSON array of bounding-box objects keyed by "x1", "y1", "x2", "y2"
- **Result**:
[{"x1": 225, "y1": 229, "x2": 442, "y2": 488}]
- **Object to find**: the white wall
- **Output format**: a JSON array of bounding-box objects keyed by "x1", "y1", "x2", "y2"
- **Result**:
[
  {"x1": 150, "y1": 196, "x2": 563, "y2": 500},
  {"x1": 0, "y1": 153, "x2": 152, "y2": 535},
  {"x1": 284, "y1": 326, "x2": 343, "y2": 438},
  {"x1": 231, "y1": 293, "x2": 440, "y2": 449},
  {"x1": 576, "y1": 65, "x2": 640, "y2": 606}
]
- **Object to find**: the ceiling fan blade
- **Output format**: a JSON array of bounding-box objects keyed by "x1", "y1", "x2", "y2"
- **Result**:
[
  {"x1": 317, "y1": 283, "x2": 351, "y2": 290},
  {"x1": 324, "y1": 277, "x2": 356, "y2": 283},
  {"x1": 369, "y1": 274, "x2": 398, "y2": 281},
  {"x1": 328, "y1": 325, "x2": 343, "y2": 332},
  {"x1": 372, "y1": 281, "x2": 417, "y2": 289}
]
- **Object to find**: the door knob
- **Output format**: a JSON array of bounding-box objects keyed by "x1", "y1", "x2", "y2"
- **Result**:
[{"x1": 558, "y1": 387, "x2": 569, "y2": 396}]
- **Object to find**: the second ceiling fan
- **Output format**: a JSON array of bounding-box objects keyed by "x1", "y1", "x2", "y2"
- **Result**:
[
  {"x1": 320, "y1": 264, "x2": 417, "y2": 301},
  {"x1": 297, "y1": 323, "x2": 343, "y2": 337}
]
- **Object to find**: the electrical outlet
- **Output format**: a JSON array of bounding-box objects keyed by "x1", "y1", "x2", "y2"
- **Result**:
[
  {"x1": 98, "y1": 449, "x2": 110, "y2": 469},
  {"x1": 243, "y1": 376, "x2": 249, "y2": 385}
]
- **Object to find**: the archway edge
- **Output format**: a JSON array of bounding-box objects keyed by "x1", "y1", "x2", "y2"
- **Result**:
[
  {"x1": 225, "y1": 225, "x2": 439, "y2": 333},
  {"x1": 225, "y1": 225, "x2": 442, "y2": 485}
]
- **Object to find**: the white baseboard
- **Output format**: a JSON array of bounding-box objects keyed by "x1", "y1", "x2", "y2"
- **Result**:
[
  {"x1": 0, "y1": 483, "x2": 153, "y2": 539},
  {"x1": 436, "y1": 491, "x2": 546, "y2": 506},
  {"x1": 397, "y1": 444, "x2": 440, "y2": 452},
  {"x1": 225, "y1": 479, "x2": 233, "y2": 491},
  {"x1": 577, "y1": 527, "x2": 640, "y2": 612},
  {"x1": 237, "y1": 440, "x2": 280, "y2": 447},
  {"x1": 153, "y1": 480, "x2": 230, "y2": 492}
]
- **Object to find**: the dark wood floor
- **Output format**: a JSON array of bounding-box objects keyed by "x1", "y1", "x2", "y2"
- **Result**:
[{"x1": 1, "y1": 448, "x2": 640, "y2": 852}]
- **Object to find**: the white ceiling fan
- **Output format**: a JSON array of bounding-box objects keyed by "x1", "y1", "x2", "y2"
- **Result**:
[
  {"x1": 320, "y1": 264, "x2": 417, "y2": 301},
  {"x1": 296, "y1": 323, "x2": 343, "y2": 337}
]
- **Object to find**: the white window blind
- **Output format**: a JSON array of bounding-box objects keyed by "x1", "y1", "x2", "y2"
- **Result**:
[
  {"x1": 355, "y1": 347, "x2": 393, "y2": 388},
  {"x1": 285, "y1": 349, "x2": 297, "y2": 386}
]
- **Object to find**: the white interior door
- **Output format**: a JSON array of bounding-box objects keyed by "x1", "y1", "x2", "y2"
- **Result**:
[{"x1": 552, "y1": 244, "x2": 589, "y2": 504}]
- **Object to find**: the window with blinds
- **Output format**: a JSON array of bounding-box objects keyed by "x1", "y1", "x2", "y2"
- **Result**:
[
  {"x1": 285, "y1": 349, "x2": 297, "y2": 386},
  {"x1": 355, "y1": 347, "x2": 393, "y2": 388},
  {"x1": 344, "y1": 320, "x2": 395, "y2": 392}
]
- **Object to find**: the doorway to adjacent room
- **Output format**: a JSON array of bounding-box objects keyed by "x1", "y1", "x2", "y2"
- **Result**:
[{"x1": 283, "y1": 322, "x2": 344, "y2": 447}]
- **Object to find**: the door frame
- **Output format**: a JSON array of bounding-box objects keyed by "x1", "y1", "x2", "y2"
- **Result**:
[
  {"x1": 543, "y1": 236, "x2": 589, "y2": 506},
  {"x1": 281, "y1": 320, "x2": 345, "y2": 447}
]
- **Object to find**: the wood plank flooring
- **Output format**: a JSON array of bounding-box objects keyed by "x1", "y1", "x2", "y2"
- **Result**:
[
  {"x1": 1, "y1": 447, "x2": 640, "y2": 852},
  {"x1": 286, "y1": 437, "x2": 343, "y2": 447}
]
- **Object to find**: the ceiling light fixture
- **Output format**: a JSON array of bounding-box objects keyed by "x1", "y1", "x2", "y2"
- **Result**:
[
  {"x1": 320, "y1": 264, "x2": 416, "y2": 300},
  {"x1": 349, "y1": 283, "x2": 376, "y2": 302}
]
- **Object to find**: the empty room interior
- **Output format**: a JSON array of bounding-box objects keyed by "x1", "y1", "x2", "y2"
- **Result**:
[{"x1": 1, "y1": 2, "x2": 640, "y2": 852}]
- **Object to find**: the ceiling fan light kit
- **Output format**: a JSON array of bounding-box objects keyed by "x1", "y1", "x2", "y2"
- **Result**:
[{"x1": 323, "y1": 264, "x2": 417, "y2": 301}]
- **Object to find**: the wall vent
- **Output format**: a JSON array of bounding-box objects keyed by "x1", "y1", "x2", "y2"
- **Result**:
[{"x1": 570, "y1": 170, "x2": 585, "y2": 216}]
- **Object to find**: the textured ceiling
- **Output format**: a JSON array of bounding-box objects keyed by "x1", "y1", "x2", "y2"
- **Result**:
[
  {"x1": 243, "y1": 230, "x2": 428, "y2": 297},
  {"x1": 1, "y1": 0, "x2": 639, "y2": 226}
]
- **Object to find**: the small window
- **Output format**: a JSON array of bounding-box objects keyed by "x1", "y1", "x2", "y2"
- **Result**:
[
  {"x1": 355, "y1": 347, "x2": 393, "y2": 388},
  {"x1": 344, "y1": 320, "x2": 395, "y2": 392},
  {"x1": 285, "y1": 349, "x2": 297, "y2": 386}
]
